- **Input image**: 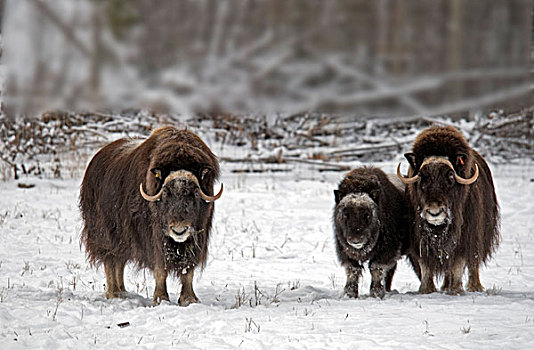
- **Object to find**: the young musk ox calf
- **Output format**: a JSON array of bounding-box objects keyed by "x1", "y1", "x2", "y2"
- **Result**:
[
  {"x1": 397, "y1": 126, "x2": 500, "y2": 295},
  {"x1": 333, "y1": 166, "x2": 411, "y2": 298},
  {"x1": 80, "y1": 126, "x2": 223, "y2": 306}
]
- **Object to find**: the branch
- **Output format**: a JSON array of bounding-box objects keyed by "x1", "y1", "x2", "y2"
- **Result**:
[
  {"x1": 404, "y1": 83, "x2": 533, "y2": 120},
  {"x1": 282, "y1": 157, "x2": 350, "y2": 171},
  {"x1": 32, "y1": 0, "x2": 91, "y2": 57},
  {"x1": 330, "y1": 141, "x2": 411, "y2": 157}
]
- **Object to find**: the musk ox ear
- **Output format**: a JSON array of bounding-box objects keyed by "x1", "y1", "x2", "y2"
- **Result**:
[
  {"x1": 370, "y1": 188, "x2": 380, "y2": 202},
  {"x1": 150, "y1": 168, "x2": 162, "y2": 179},
  {"x1": 334, "y1": 190, "x2": 341, "y2": 204},
  {"x1": 201, "y1": 168, "x2": 210, "y2": 181},
  {"x1": 404, "y1": 152, "x2": 417, "y2": 171},
  {"x1": 456, "y1": 153, "x2": 467, "y2": 168}
]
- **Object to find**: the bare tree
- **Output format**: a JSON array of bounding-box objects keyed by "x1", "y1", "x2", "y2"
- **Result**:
[{"x1": 2, "y1": 0, "x2": 532, "y2": 118}]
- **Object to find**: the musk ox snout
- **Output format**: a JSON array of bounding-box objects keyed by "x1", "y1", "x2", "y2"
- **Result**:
[
  {"x1": 421, "y1": 203, "x2": 449, "y2": 226},
  {"x1": 347, "y1": 237, "x2": 367, "y2": 250},
  {"x1": 167, "y1": 222, "x2": 192, "y2": 243}
]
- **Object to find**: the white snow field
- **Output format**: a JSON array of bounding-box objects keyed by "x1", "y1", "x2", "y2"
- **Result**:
[{"x1": 0, "y1": 161, "x2": 533, "y2": 349}]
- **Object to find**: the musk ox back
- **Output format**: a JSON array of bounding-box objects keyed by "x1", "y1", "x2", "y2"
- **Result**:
[
  {"x1": 397, "y1": 125, "x2": 500, "y2": 294},
  {"x1": 333, "y1": 166, "x2": 410, "y2": 298},
  {"x1": 80, "y1": 126, "x2": 223, "y2": 306}
]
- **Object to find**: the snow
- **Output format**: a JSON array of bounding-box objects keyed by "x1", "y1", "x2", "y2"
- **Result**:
[{"x1": 0, "y1": 161, "x2": 533, "y2": 349}]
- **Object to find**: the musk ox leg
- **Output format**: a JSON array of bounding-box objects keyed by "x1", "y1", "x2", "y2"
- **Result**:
[
  {"x1": 384, "y1": 262, "x2": 397, "y2": 292},
  {"x1": 441, "y1": 273, "x2": 451, "y2": 291},
  {"x1": 369, "y1": 262, "x2": 396, "y2": 299},
  {"x1": 179, "y1": 268, "x2": 199, "y2": 306},
  {"x1": 115, "y1": 261, "x2": 127, "y2": 293},
  {"x1": 344, "y1": 263, "x2": 362, "y2": 298},
  {"x1": 467, "y1": 264, "x2": 484, "y2": 292},
  {"x1": 418, "y1": 262, "x2": 437, "y2": 294},
  {"x1": 153, "y1": 266, "x2": 170, "y2": 305},
  {"x1": 104, "y1": 262, "x2": 125, "y2": 299},
  {"x1": 442, "y1": 259, "x2": 466, "y2": 295}
]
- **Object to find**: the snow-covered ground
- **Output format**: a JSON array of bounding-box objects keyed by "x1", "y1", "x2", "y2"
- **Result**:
[{"x1": 0, "y1": 161, "x2": 533, "y2": 349}]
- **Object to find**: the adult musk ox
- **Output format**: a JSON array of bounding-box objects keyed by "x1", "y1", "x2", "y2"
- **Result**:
[
  {"x1": 80, "y1": 126, "x2": 223, "y2": 306},
  {"x1": 397, "y1": 126, "x2": 500, "y2": 294},
  {"x1": 334, "y1": 166, "x2": 410, "y2": 298}
]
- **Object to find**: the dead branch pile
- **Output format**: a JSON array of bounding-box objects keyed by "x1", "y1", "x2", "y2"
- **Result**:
[
  {"x1": 470, "y1": 109, "x2": 534, "y2": 161},
  {"x1": 0, "y1": 108, "x2": 532, "y2": 180},
  {"x1": 0, "y1": 110, "x2": 159, "y2": 178}
]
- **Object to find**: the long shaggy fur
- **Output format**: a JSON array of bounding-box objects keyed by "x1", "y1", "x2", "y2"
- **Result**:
[
  {"x1": 79, "y1": 126, "x2": 219, "y2": 277},
  {"x1": 405, "y1": 126, "x2": 500, "y2": 289},
  {"x1": 333, "y1": 166, "x2": 411, "y2": 297}
]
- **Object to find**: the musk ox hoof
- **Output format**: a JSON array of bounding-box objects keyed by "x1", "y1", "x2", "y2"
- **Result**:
[
  {"x1": 179, "y1": 294, "x2": 199, "y2": 307},
  {"x1": 106, "y1": 291, "x2": 126, "y2": 299},
  {"x1": 467, "y1": 283, "x2": 484, "y2": 293},
  {"x1": 153, "y1": 292, "x2": 170, "y2": 305},
  {"x1": 370, "y1": 287, "x2": 386, "y2": 299},
  {"x1": 418, "y1": 284, "x2": 437, "y2": 294},
  {"x1": 444, "y1": 287, "x2": 466, "y2": 296},
  {"x1": 344, "y1": 284, "x2": 359, "y2": 298}
]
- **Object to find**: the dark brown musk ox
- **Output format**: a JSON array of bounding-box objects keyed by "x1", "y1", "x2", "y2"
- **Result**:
[
  {"x1": 333, "y1": 166, "x2": 411, "y2": 298},
  {"x1": 397, "y1": 125, "x2": 500, "y2": 295},
  {"x1": 79, "y1": 126, "x2": 223, "y2": 306}
]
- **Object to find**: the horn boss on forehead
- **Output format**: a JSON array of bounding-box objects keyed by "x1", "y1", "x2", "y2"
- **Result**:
[
  {"x1": 139, "y1": 169, "x2": 223, "y2": 202},
  {"x1": 397, "y1": 156, "x2": 479, "y2": 185}
]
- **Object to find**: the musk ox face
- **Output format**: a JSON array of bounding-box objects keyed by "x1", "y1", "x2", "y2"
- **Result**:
[
  {"x1": 398, "y1": 155, "x2": 479, "y2": 228},
  {"x1": 159, "y1": 174, "x2": 203, "y2": 243},
  {"x1": 140, "y1": 169, "x2": 223, "y2": 243},
  {"x1": 336, "y1": 193, "x2": 380, "y2": 250},
  {"x1": 335, "y1": 182, "x2": 381, "y2": 256},
  {"x1": 415, "y1": 163, "x2": 456, "y2": 227}
]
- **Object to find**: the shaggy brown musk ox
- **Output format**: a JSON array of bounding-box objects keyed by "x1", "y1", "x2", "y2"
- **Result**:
[
  {"x1": 80, "y1": 126, "x2": 223, "y2": 306},
  {"x1": 397, "y1": 126, "x2": 500, "y2": 294},
  {"x1": 334, "y1": 166, "x2": 411, "y2": 298}
]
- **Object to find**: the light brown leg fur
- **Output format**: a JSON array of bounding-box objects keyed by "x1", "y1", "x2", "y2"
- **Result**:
[
  {"x1": 115, "y1": 261, "x2": 126, "y2": 293},
  {"x1": 418, "y1": 262, "x2": 437, "y2": 294},
  {"x1": 153, "y1": 266, "x2": 170, "y2": 305},
  {"x1": 443, "y1": 259, "x2": 466, "y2": 295},
  {"x1": 105, "y1": 262, "x2": 124, "y2": 299},
  {"x1": 179, "y1": 268, "x2": 199, "y2": 306},
  {"x1": 467, "y1": 264, "x2": 484, "y2": 292}
]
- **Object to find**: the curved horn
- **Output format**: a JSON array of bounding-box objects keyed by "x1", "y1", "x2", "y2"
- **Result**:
[
  {"x1": 419, "y1": 157, "x2": 479, "y2": 185},
  {"x1": 199, "y1": 183, "x2": 223, "y2": 202},
  {"x1": 454, "y1": 163, "x2": 479, "y2": 185},
  {"x1": 396, "y1": 163, "x2": 419, "y2": 184},
  {"x1": 170, "y1": 169, "x2": 223, "y2": 202},
  {"x1": 139, "y1": 183, "x2": 163, "y2": 202}
]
